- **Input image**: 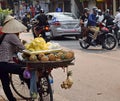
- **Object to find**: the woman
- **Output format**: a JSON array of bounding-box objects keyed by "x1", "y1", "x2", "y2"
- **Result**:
[{"x1": 0, "y1": 15, "x2": 27, "y2": 101}]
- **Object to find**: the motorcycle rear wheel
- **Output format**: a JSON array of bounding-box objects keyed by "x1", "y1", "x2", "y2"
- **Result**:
[{"x1": 103, "y1": 34, "x2": 117, "y2": 50}]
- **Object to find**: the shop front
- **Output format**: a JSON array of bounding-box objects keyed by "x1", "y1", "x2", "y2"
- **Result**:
[{"x1": 96, "y1": 0, "x2": 105, "y2": 11}]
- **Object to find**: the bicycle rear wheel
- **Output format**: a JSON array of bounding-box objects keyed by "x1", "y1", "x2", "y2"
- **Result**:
[{"x1": 10, "y1": 74, "x2": 31, "y2": 100}]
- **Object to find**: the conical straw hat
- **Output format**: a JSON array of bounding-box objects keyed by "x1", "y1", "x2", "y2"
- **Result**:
[
  {"x1": 2, "y1": 18, "x2": 27, "y2": 33},
  {"x1": 4, "y1": 15, "x2": 14, "y2": 24}
]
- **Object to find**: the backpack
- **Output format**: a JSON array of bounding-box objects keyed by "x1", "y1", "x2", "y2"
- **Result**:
[{"x1": 37, "y1": 14, "x2": 48, "y2": 26}]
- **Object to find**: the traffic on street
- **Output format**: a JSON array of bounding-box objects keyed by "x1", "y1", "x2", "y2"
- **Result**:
[{"x1": 0, "y1": 0, "x2": 120, "y2": 101}]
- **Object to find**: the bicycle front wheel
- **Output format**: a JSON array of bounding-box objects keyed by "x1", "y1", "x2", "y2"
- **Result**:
[
  {"x1": 38, "y1": 75, "x2": 53, "y2": 101},
  {"x1": 10, "y1": 74, "x2": 31, "y2": 100}
]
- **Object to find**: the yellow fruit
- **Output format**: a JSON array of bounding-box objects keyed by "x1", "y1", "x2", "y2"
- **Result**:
[
  {"x1": 25, "y1": 37, "x2": 50, "y2": 51},
  {"x1": 28, "y1": 48, "x2": 35, "y2": 52},
  {"x1": 24, "y1": 43, "x2": 30, "y2": 49}
]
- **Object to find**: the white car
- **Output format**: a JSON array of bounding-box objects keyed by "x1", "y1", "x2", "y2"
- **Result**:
[{"x1": 46, "y1": 12, "x2": 81, "y2": 39}]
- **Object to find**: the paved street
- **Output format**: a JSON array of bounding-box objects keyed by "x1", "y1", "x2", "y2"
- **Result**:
[{"x1": 1, "y1": 31, "x2": 120, "y2": 101}]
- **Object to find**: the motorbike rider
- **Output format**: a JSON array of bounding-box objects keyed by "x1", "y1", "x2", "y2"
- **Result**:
[
  {"x1": 33, "y1": 9, "x2": 49, "y2": 40},
  {"x1": 22, "y1": 13, "x2": 30, "y2": 32},
  {"x1": 96, "y1": 9, "x2": 104, "y2": 23},
  {"x1": 87, "y1": 7, "x2": 99, "y2": 45},
  {"x1": 102, "y1": 9, "x2": 114, "y2": 26},
  {"x1": 80, "y1": 8, "x2": 90, "y2": 37},
  {"x1": 113, "y1": 7, "x2": 120, "y2": 38}
]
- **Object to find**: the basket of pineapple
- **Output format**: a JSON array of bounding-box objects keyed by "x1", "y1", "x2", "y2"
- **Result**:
[{"x1": 21, "y1": 37, "x2": 75, "y2": 69}]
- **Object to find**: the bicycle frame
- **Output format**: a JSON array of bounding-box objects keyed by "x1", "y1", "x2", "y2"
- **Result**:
[{"x1": 10, "y1": 65, "x2": 53, "y2": 101}]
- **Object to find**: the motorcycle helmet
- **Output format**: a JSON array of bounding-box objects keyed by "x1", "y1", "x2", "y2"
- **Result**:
[
  {"x1": 40, "y1": 8, "x2": 44, "y2": 13},
  {"x1": 105, "y1": 9, "x2": 110, "y2": 13},
  {"x1": 83, "y1": 8, "x2": 89, "y2": 13},
  {"x1": 92, "y1": 7, "x2": 98, "y2": 13},
  {"x1": 98, "y1": 9, "x2": 102, "y2": 15},
  {"x1": 98, "y1": 9, "x2": 101, "y2": 13}
]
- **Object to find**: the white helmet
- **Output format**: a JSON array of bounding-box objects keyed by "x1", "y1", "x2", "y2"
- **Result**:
[{"x1": 30, "y1": 18, "x2": 39, "y2": 25}]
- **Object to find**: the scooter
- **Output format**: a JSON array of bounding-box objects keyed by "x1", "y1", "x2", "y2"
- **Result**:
[{"x1": 30, "y1": 18, "x2": 51, "y2": 42}]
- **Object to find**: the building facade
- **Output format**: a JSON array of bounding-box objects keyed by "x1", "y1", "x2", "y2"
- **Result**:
[
  {"x1": 0, "y1": 0, "x2": 119, "y2": 17},
  {"x1": 81, "y1": 0, "x2": 120, "y2": 15}
]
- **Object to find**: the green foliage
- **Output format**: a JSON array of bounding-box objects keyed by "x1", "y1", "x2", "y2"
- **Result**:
[{"x1": 0, "y1": 8, "x2": 12, "y2": 26}]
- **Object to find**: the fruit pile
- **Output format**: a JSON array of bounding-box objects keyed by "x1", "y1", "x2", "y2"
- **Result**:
[
  {"x1": 22, "y1": 50, "x2": 74, "y2": 62},
  {"x1": 61, "y1": 70, "x2": 73, "y2": 89},
  {"x1": 24, "y1": 37, "x2": 60, "y2": 51}
]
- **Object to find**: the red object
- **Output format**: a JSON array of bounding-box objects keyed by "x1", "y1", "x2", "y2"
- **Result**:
[
  {"x1": 53, "y1": 21, "x2": 61, "y2": 26},
  {"x1": 0, "y1": 26, "x2": 3, "y2": 34},
  {"x1": 101, "y1": 27, "x2": 109, "y2": 32}
]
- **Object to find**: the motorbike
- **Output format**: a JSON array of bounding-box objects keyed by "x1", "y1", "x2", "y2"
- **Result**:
[
  {"x1": 79, "y1": 23, "x2": 117, "y2": 50},
  {"x1": 107, "y1": 24, "x2": 120, "y2": 44},
  {"x1": 30, "y1": 18, "x2": 51, "y2": 42}
]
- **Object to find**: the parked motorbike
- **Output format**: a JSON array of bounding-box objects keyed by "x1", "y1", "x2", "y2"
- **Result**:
[
  {"x1": 30, "y1": 18, "x2": 51, "y2": 42},
  {"x1": 79, "y1": 23, "x2": 117, "y2": 50}
]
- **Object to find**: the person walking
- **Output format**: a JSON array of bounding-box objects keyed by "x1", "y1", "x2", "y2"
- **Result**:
[
  {"x1": 96, "y1": 9, "x2": 104, "y2": 23},
  {"x1": 102, "y1": 9, "x2": 114, "y2": 26},
  {"x1": 0, "y1": 15, "x2": 28, "y2": 101}
]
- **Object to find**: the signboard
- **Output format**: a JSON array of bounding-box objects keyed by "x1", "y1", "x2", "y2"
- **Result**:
[{"x1": 56, "y1": 8, "x2": 62, "y2": 12}]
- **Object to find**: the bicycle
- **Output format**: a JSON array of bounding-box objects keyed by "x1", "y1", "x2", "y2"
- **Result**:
[
  {"x1": 10, "y1": 68, "x2": 53, "y2": 101},
  {"x1": 9, "y1": 56, "x2": 74, "y2": 101}
]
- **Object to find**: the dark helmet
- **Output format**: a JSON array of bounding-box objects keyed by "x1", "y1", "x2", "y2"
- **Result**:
[
  {"x1": 83, "y1": 8, "x2": 89, "y2": 13},
  {"x1": 40, "y1": 9, "x2": 44, "y2": 13}
]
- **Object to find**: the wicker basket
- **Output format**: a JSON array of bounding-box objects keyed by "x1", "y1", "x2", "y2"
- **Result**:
[{"x1": 26, "y1": 58, "x2": 75, "y2": 69}]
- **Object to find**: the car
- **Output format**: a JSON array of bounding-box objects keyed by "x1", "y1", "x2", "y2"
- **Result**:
[{"x1": 46, "y1": 12, "x2": 81, "y2": 39}]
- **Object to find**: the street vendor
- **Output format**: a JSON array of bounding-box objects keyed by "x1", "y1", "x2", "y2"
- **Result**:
[{"x1": 0, "y1": 15, "x2": 29, "y2": 101}]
